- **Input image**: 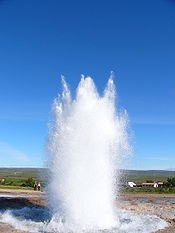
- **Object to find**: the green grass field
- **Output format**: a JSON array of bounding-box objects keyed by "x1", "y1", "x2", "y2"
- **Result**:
[
  {"x1": 0, "y1": 168, "x2": 175, "y2": 193},
  {"x1": 121, "y1": 169, "x2": 175, "y2": 184},
  {"x1": 122, "y1": 187, "x2": 175, "y2": 194},
  {"x1": 0, "y1": 168, "x2": 43, "y2": 178},
  {"x1": 0, "y1": 168, "x2": 46, "y2": 189}
]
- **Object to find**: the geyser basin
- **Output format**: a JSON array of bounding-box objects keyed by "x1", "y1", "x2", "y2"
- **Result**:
[{"x1": 0, "y1": 206, "x2": 168, "y2": 233}]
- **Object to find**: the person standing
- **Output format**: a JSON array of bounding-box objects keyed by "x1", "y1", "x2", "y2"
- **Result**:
[
  {"x1": 34, "y1": 182, "x2": 37, "y2": 191},
  {"x1": 37, "y1": 182, "x2": 41, "y2": 191}
]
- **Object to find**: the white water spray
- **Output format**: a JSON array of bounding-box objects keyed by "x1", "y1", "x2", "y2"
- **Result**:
[
  {"x1": 0, "y1": 75, "x2": 168, "y2": 233},
  {"x1": 47, "y1": 74, "x2": 130, "y2": 231}
]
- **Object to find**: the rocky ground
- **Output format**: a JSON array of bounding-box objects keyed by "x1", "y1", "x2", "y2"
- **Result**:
[
  {"x1": 0, "y1": 189, "x2": 175, "y2": 232},
  {"x1": 120, "y1": 193, "x2": 175, "y2": 233}
]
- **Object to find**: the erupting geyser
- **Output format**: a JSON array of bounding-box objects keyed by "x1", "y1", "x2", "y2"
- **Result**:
[
  {"x1": 47, "y1": 74, "x2": 130, "y2": 231},
  {"x1": 0, "y1": 74, "x2": 168, "y2": 233}
]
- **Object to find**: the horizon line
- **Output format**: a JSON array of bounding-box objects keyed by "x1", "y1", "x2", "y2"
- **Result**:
[{"x1": 0, "y1": 167, "x2": 174, "y2": 172}]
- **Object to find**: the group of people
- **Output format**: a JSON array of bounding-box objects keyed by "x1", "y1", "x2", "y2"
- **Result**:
[{"x1": 34, "y1": 182, "x2": 41, "y2": 191}]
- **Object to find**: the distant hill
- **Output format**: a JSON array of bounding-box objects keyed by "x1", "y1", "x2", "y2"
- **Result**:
[
  {"x1": 0, "y1": 168, "x2": 175, "y2": 186},
  {"x1": 0, "y1": 167, "x2": 46, "y2": 178},
  {"x1": 121, "y1": 169, "x2": 175, "y2": 184},
  {"x1": 122, "y1": 169, "x2": 175, "y2": 177},
  {"x1": 1, "y1": 168, "x2": 175, "y2": 178}
]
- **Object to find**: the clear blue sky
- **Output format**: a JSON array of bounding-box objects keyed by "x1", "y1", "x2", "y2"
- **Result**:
[{"x1": 0, "y1": 0, "x2": 175, "y2": 169}]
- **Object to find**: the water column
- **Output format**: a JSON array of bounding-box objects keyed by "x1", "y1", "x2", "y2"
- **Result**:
[{"x1": 47, "y1": 75, "x2": 130, "y2": 231}]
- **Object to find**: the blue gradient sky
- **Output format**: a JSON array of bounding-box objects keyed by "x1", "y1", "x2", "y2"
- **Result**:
[{"x1": 0, "y1": 0, "x2": 175, "y2": 169}]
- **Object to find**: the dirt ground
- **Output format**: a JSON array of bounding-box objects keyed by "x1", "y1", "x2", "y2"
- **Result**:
[{"x1": 0, "y1": 189, "x2": 175, "y2": 233}]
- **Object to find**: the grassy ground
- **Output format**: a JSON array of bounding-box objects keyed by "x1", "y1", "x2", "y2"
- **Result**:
[
  {"x1": 0, "y1": 168, "x2": 46, "y2": 189},
  {"x1": 0, "y1": 168, "x2": 42, "y2": 179},
  {"x1": 122, "y1": 170, "x2": 175, "y2": 184},
  {"x1": 122, "y1": 187, "x2": 175, "y2": 194},
  {"x1": 1, "y1": 168, "x2": 175, "y2": 193},
  {"x1": 0, "y1": 185, "x2": 33, "y2": 190}
]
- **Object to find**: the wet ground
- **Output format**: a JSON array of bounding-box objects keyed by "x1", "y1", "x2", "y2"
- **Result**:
[
  {"x1": 120, "y1": 193, "x2": 175, "y2": 233},
  {"x1": 0, "y1": 190, "x2": 175, "y2": 233},
  {"x1": 0, "y1": 189, "x2": 45, "y2": 233}
]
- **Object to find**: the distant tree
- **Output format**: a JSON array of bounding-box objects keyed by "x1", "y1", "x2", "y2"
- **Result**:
[
  {"x1": 165, "y1": 177, "x2": 175, "y2": 187},
  {"x1": 25, "y1": 177, "x2": 35, "y2": 187},
  {"x1": 146, "y1": 180, "x2": 154, "y2": 183}
]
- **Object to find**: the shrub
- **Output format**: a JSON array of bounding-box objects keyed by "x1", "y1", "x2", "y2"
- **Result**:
[
  {"x1": 24, "y1": 177, "x2": 35, "y2": 187},
  {"x1": 165, "y1": 177, "x2": 175, "y2": 187}
]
